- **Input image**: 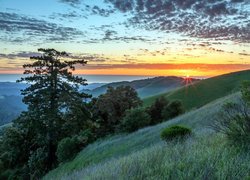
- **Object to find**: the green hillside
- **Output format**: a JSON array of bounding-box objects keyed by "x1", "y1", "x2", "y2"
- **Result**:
[
  {"x1": 44, "y1": 92, "x2": 249, "y2": 179},
  {"x1": 87, "y1": 76, "x2": 198, "y2": 98},
  {"x1": 144, "y1": 70, "x2": 250, "y2": 110}
]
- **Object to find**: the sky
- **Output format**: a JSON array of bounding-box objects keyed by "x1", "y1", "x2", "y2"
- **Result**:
[{"x1": 0, "y1": 0, "x2": 249, "y2": 77}]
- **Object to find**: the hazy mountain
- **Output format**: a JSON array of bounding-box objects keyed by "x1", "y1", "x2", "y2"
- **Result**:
[
  {"x1": 0, "y1": 76, "x2": 198, "y2": 125},
  {"x1": 85, "y1": 76, "x2": 199, "y2": 98}
]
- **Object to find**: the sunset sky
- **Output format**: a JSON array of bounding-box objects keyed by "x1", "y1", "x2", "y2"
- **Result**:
[{"x1": 0, "y1": 0, "x2": 249, "y2": 77}]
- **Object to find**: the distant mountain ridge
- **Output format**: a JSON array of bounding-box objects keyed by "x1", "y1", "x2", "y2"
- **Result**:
[
  {"x1": 84, "y1": 76, "x2": 199, "y2": 98},
  {"x1": 0, "y1": 76, "x2": 198, "y2": 126}
]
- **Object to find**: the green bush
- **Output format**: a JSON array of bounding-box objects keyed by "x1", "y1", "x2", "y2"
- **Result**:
[
  {"x1": 121, "y1": 108, "x2": 151, "y2": 132},
  {"x1": 213, "y1": 81, "x2": 250, "y2": 147},
  {"x1": 214, "y1": 102, "x2": 250, "y2": 147},
  {"x1": 162, "y1": 100, "x2": 184, "y2": 120},
  {"x1": 56, "y1": 130, "x2": 94, "y2": 164},
  {"x1": 161, "y1": 125, "x2": 191, "y2": 141},
  {"x1": 56, "y1": 137, "x2": 79, "y2": 163},
  {"x1": 146, "y1": 97, "x2": 169, "y2": 125}
]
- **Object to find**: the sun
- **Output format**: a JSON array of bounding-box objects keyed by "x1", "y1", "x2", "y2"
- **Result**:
[{"x1": 183, "y1": 74, "x2": 193, "y2": 86}]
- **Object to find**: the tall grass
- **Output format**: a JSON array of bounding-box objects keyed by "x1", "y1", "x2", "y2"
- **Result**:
[
  {"x1": 62, "y1": 134, "x2": 250, "y2": 180},
  {"x1": 44, "y1": 93, "x2": 239, "y2": 179}
]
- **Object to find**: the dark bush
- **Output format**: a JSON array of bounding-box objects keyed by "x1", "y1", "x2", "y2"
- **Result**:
[
  {"x1": 120, "y1": 108, "x2": 151, "y2": 132},
  {"x1": 161, "y1": 125, "x2": 191, "y2": 141},
  {"x1": 28, "y1": 147, "x2": 48, "y2": 178},
  {"x1": 146, "y1": 97, "x2": 169, "y2": 125},
  {"x1": 56, "y1": 137, "x2": 79, "y2": 163},
  {"x1": 56, "y1": 130, "x2": 94, "y2": 163},
  {"x1": 213, "y1": 102, "x2": 250, "y2": 147},
  {"x1": 213, "y1": 81, "x2": 250, "y2": 147},
  {"x1": 162, "y1": 100, "x2": 184, "y2": 120}
]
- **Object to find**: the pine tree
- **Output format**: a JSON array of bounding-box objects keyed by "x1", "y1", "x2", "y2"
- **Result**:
[{"x1": 16, "y1": 48, "x2": 91, "y2": 172}]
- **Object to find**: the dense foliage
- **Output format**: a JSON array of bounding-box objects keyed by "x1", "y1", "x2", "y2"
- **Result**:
[
  {"x1": 90, "y1": 86, "x2": 142, "y2": 136},
  {"x1": 214, "y1": 81, "x2": 250, "y2": 147},
  {"x1": 146, "y1": 97, "x2": 184, "y2": 125},
  {"x1": 162, "y1": 100, "x2": 184, "y2": 120},
  {"x1": 56, "y1": 130, "x2": 94, "y2": 163},
  {"x1": 161, "y1": 125, "x2": 191, "y2": 141},
  {"x1": 120, "y1": 108, "x2": 151, "y2": 132},
  {"x1": 146, "y1": 97, "x2": 169, "y2": 124}
]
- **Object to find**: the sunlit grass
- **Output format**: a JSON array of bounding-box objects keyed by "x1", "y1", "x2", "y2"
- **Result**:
[
  {"x1": 62, "y1": 134, "x2": 250, "y2": 180},
  {"x1": 44, "y1": 93, "x2": 239, "y2": 180},
  {"x1": 143, "y1": 70, "x2": 250, "y2": 110}
]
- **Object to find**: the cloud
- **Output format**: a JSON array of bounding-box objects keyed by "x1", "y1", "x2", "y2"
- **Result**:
[
  {"x1": 49, "y1": 11, "x2": 88, "y2": 21},
  {"x1": 239, "y1": 52, "x2": 250, "y2": 56},
  {"x1": 0, "y1": 51, "x2": 110, "y2": 63},
  {"x1": 67, "y1": 53, "x2": 110, "y2": 63},
  {"x1": 105, "y1": 0, "x2": 250, "y2": 43},
  {"x1": 91, "y1": 5, "x2": 116, "y2": 17},
  {"x1": 83, "y1": 63, "x2": 250, "y2": 72},
  {"x1": 0, "y1": 12, "x2": 84, "y2": 44},
  {"x1": 0, "y1": 51, "x2": 42, "y2": 59},
  {"x1": 59, "y1": 0, "x2": 81, "y2": 7}
]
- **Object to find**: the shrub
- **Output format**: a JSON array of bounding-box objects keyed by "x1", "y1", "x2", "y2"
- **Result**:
[
  {"x1": 146, "y1": 97, "x2": 169, "y2": 125},
  {"x1": 56, "y1": 129, "x2": 95, "y2": 163},
  {"x1": 162, "y1": 100, "x2": 184, "y2": 120},
  {"x1": 56, "y1": 137, "x2": 79, "y2": 163},
  {"x1": 212, "y1": 81, "x2": 250, "y2": 147},
  {"x1": 120, "y1": 108, "x2": 151, "y2": 132},
  {"x1": 213, "y1": 102, "x2": 250, "y2": 147},
  {"x1": 161, "y1": 125, "x2": 191, "y2": 141}
]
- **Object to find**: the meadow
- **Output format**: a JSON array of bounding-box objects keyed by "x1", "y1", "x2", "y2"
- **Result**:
[{"x1": 44, "y1": 92, "x2": 250, "y2": 179}]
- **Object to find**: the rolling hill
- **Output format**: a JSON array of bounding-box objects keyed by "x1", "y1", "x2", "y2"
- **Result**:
[
  {"x1": 85, "y1": 76, "x2": 199, "y2": 98},
  {"x1": 0, "y1": 95, "x2": 26, "y2": 126},
  {"x1": 144, "y1": 70, "x2": 250, "y2": 110},
  {"x1": 0, "y1": 82, "x2": 27, "y2": 125},
  {"x1": 44, "y1": 70, "x2": 250, "y2": 179},
  {"x1": 44, "y1": 92, "x2": 250, "y2": 179}
]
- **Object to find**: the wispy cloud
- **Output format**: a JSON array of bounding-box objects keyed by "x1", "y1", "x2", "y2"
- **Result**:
[
  {"x1": 0, "y1": 12, "x2": 84, "y2": 44},
  {"x1": 84, "y1": 63, "x2": 250, "y2": 71}
]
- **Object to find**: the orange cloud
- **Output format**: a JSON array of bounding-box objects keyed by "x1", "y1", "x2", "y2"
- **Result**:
[
  {"x1": 74, "y1": 63, "x2": 250, "y2": 77},
  {"x1": 1, "y1": 63, "x2": 250, "y2": 78}
]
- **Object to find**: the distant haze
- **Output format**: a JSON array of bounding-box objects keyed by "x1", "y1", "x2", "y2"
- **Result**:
[
  {"x1": 0, "y1": 74, "x2": 206, "y2": 84},
  {"x1": 0, "y1": 74, "x2": 155, "y2": 84}
]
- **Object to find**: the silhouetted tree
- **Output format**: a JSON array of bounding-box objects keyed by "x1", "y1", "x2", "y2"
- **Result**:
[{"x1": 146, "y1": 96, "x2": 169, "y2": 125}]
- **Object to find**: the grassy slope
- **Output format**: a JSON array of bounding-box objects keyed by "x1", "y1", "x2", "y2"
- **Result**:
[
  {"x1": 143, "y1": 70, "x2": 250, "y2": 110},
  {"x1": 88, "y1": 76, "x2": 197, "y2": 98},
  {"x1": 44, "y1": 93, "x2": 243, "y2": 180},
  {"x1": 63, "y1": 134, "x2": 250, "y2": 180}
]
